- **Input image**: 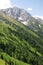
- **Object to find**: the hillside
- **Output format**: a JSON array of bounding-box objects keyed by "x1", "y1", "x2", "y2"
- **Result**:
[{"x1": 0, "y1": 12, "x2": 43, "y2": 65}]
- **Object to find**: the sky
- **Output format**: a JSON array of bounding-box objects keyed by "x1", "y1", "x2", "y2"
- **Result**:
[{"x1": 0, "y1": 0, "x2": 43, "y2": 19}]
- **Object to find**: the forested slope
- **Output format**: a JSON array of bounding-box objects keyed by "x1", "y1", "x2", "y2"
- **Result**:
[{"x1": 0, "y1": 12, "x2": 43, "y2": 65}]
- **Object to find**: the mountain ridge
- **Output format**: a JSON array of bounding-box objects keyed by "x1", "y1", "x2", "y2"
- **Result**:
[
  {"x1": 1, "y1": 6, "x2": 43, "y2": 33},
  {"x1": 1, "y1": 6, "x2": 43, "y2": 24},
  {"x1": 1, "y1": 6, "x2": 31, "y2": 22}
]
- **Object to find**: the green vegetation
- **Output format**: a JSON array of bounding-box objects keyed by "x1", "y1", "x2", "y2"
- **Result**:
[
  {"x1": 0, "y1": 59, "x2": 6, "y2": 65},
  {"x1": 0, "y1": 12, "x2": 43, "y2": 65}
]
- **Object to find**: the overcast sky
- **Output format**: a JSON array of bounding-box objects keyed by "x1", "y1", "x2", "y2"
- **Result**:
[{"x1": 0, "y1": 0, "x2": 43, "y2": 19}]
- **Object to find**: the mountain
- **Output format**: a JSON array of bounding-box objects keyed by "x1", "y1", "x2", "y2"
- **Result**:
[
  {"x1": 1, "y1": 7, "x2": 31, "y2": 22},
  {"x1": 0, "y1": 11, "x2": 43, "y2": 65},
  {"x1": 1, "y1": 6, "x2": 43, "y2": 24},
  {"x1": 33, "y1": 16, "x2": 43, "y2": 24},
  {"x1": 1, "y1": 7, "x2": 43, "y2": 34}
]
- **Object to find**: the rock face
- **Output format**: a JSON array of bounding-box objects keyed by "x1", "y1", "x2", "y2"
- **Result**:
[
  {"x1": 1, "y1": 6, "x2": 43, "y2": 24},
  {"x1": 1, "y1": 6, "x2": 43, "y2": 32},
  {"x1": 1, "y1": 7, "x2": 31, "y2": 22}
]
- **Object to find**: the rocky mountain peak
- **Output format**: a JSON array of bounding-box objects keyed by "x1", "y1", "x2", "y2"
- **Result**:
[{"x1": 1, "y1": 6, "x2": 31, "y2": 22}]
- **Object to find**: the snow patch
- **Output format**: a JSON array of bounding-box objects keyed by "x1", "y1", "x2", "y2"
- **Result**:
[{"x1": 39, "y1": 24, "x2": 41, "y2": 27}]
